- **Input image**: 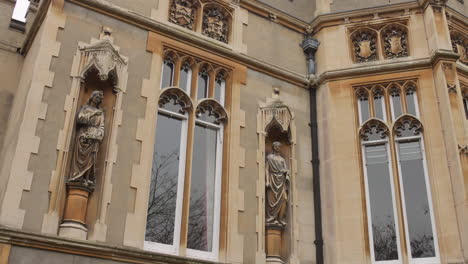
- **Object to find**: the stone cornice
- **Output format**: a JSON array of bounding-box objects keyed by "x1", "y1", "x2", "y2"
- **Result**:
[
  {"x1": 239, "y1": 0, "x2": 308, "y2": 33},
  {"x1": 310, "y1": 49, "x2": 460, "y2": 87},
  {"x1": 0, "y1": 227, "x2": 222, "y2": 264},
  {"x1": 66, "y1": 0, "x2": 309, "y2": 87}
]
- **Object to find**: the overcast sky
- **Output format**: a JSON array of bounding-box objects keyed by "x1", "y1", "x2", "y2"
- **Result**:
[{"x1": 12, "y1": 0, "x2": 30, "y2": 21}]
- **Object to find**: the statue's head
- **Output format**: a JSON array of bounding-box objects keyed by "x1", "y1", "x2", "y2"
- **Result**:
[
  {"x1": 272, "y1": 141, "x2": 282, "y2": 152},
  {"x1": 88, "y1": 90, "x2": 104, "y2": 107}
]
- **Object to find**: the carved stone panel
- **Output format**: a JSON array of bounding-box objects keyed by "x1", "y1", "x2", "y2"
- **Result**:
[
  {"x1": 451, "y1": 31, "x2": 468, "y2": 65},
  {"x1": 442, "y1": 63, "x2": 457, "y2": 94},
  {"x1": 382, "y1": 25, "x2": 409, "y2": 59},
  {"x1": 169, "y1": 0, "x2": 196, "y2": 30},
  {"x1": 202, "y1": 6, "x2": 229, "y2": 43},
  {"x1": 351, "y1": 29, "x2": 378, "y2": 63}
]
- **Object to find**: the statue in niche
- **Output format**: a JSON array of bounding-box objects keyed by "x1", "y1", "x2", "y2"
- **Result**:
[
  {"x1": 266, "y1": 141, "x2": 290, "y2": 228},
  {"x1": 68, "y1": 90, "x2": 105, "y2": 190}
]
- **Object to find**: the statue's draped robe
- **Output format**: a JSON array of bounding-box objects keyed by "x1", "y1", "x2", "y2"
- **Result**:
[
  {"x1": 69, "y1": 105, "x2": 104, "y2": 185},
  {"x1": 265, "y1": 152, "x2": 289, "y2": 226}
]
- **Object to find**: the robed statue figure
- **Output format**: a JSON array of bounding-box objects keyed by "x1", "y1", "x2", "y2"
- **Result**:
[
  {"x1": 68, "y1": 91, "x2": 105, "y2": 190},
  {"x1": 266, "y1": 141, "x2": 290, "y2": 228}
]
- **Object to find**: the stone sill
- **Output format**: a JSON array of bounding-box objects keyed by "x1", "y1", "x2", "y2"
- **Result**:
[{"x1": 0, "y1": 226, "x2": 223, "y2": 264}]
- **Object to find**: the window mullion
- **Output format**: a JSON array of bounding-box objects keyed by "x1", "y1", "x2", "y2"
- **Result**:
[
  {"x1": 178, "y1": 110, "x2": 196, "y2": 256},
  {"x1": 173, "y1": 57, "x2": 182, "y2": 87}
]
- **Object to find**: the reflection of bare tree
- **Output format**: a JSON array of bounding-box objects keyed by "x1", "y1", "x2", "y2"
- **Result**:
[
  {"x1": 145, "y1": 150, "x2": 179, "y2": 245},
  {"x1": 373, "y1": 217, "x2": 398, "y2": 261},
  {"x1": 187, "y1": 191, "x2": 208, "y2": 251},
  {"x1": 410, "y1": 235, "x2": 434, "y2": 258}
]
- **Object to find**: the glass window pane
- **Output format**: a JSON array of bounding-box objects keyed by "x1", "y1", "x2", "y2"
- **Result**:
[
  {"x1": 398, "y1": 140, "x2": 436, "y2": 258},
  {"x1": 180, "y1": 63, "x2": 191, "y2": 93},
  {"x1": 187, "y1": 124, "x2": 219, "y2": 252},
  {"x1": 198, "y1": 70, "x2": 209, "y2": 99},
  {"x1": 162, "y1": 61, "x2": 174, "y2": 89},
  {"x1": 406, "y1": 91, "x2": 417, "y2": 116},
  {"x1": 391, "y1": 93, "x2": 403, "y2": 119},
  {"x1": 364, "y1": 144, "x2": 399, "y2": 261},
  {"x1": 215, "y1": 76, "x2": 225, "y2": 106},
  {"x1": 374, "y1": 94, "x2": 385, "y2": 120},
  {"x1": 359, "y1": 98, "x2": 370, "y2": 123},
  {"x1": 145, "y1": 114, "x2": 183, "y2": 245}
]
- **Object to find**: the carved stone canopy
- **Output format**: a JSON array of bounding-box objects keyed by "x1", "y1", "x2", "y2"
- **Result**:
[
  {"x1": 169, "y1": 0, "x2": 197, "y2": 30},
  {"x1": 262, "y1": 96, "x2": 293, "y2": 137},
  {"x1": 79, "y1": 39, "x2": 128, "y2": 91},
  {"x1": 202, "y1": 6, "x2": 229, "y2": 43}
]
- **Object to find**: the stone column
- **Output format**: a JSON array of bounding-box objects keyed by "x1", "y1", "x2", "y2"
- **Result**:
[{"x1": 58, "y1": 183, "x2": 92, "y2": 239}]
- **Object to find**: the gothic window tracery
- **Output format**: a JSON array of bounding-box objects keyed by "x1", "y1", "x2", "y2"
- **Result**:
[
  {"x1": 356, "y1": 80, "x2": 440, "y2": 264},
  {"x1": 145, "y1": 48, "x2": 230, "y2": 261}
]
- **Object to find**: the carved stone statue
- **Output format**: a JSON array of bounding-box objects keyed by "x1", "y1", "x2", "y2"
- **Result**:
[
  {"x1": 266, "y1": 142, "x2": 290, "y2": 228},
  {"x1": 68, "y1": 90, "x2": 105, "y2": 190}
]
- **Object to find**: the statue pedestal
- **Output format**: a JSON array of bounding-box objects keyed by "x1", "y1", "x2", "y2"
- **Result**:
[
  {"x1": 266, "y1": 226, "x2": 284, "y2": 263},
  {"x1": 59, "y1": 184, "x2": 92, "y2": 240}
]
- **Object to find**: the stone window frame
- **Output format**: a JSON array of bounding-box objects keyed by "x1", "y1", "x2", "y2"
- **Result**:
[
  {"x1": 348, "y1": 21, "x2": 410, "y2": 64},
  {"x1": 355, "y1": 80, "x2": 440, "y2": 264},
  {"x1": 168, "y1": 0, "x2": 233, "y2": 44},
  {"x1": 142, "y1": 48, "x2": 231, "y2": 261}
]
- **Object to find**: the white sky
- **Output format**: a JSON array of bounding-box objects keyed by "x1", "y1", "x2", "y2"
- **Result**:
[{"x1": 12, "y1": 0, "x2": 30, "y2": 22}]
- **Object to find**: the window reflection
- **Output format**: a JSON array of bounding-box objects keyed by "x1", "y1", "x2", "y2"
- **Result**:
[
  {"x1": 145, "y1": 113, "x2": 183, "y2": 245},
  {"x1": 187, "y1": 124, "x2": 218, "y2": 252},
  {"x1": 463, "y1": 96, "x2": 468, "y2": 119},
  {"x1": 358, "y1": 90, "x2": 370, "y2": 124},
  {"x1": 365, "y1": 144, "x2": 399, "y2": 261},
  {"x1": 406, "y1": 86, "x2": 417, "y2": 116},
  {"x1": 215, "y1": 74, "x2": 225, "y2": 106},
  {"x1": 398, "y1": 140, "x2": 436, "y2": 258},
  {"x1": 373, "y1": 89, "x2": 385, "y2": 120}
]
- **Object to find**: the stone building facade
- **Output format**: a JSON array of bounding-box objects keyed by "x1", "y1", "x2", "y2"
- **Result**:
[{"x1": 0, "y1": 0, "x2": 466, "y2": 263}]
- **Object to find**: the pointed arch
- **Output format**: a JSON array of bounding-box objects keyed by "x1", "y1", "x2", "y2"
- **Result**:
[
  {"x1": 196, "y1": 98, "x2": 228, "y2": 124},
  {"x1": 159, "y1": 87, "x2": 194, "y2": 114},
  {"x1": 359, "y1": 119, "x2": 389, "y2": 141},
  {"x1": 393, "y1": 115, "x2": 423, "y2": 137}
]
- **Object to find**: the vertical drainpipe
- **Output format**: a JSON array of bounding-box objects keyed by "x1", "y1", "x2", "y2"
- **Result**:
[{"x1": 301, "y1": 31, "x2": 323, "y2": 264}]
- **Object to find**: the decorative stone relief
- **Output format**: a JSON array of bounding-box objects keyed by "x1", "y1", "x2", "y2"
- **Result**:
[
  {"x1": 202, "y1": 6, "x2": 229, "y2": 43},
  {"x1": 359, "y1": 119, "x2": 389, "y2": 141},
  {"x1": 196, "y1": 99, "x2": 228, "y2": 124},
  {"x1": 394, "y1": 115, "x2": 423, "y2": 137},
  {"x1": 159, "y1": 87, "x2": 193, "y2": 114},
  {"x1": 382, "y1": 25, "x2": 409, "y2": 59},
  {"x1": 169, "y1": 0, "x2": 196, "y2": 30},
  {"x1": 459, "y1": 144, "x2": 468, "y2": 155},
  {"x1": 351, "y1": 29, "x2": 378, "y2": 63},
  {"x1": 450, "y1": 31, "x2": 468, "y2": 65}
]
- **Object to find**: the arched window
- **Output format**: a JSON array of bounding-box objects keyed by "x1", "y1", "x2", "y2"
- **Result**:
[
  {"x1": 197, "y1": 66, "x2": 210, "y2": 99},
  {"x1": 389, "y1": 84, "x2": 403, "y2": 120},
  {"x1": 162, "y1": 54, "x2": 176, "y2": 89},
  {"x1": 372, "y1": 86, "x2": 386, "y2": 121},
  {"x1": 404, "y1": 82, "x2": 418, "y2": 117},
  {"x1": 360, "y1": 119, "x2": 402, "y2": 263},
  {"x1": 179, "y1": 59, "x2": 193, "y2": 94},
  {"x1": 357, "y1": 88, "x2": 370, "y2": 124},
  {"x1": 214, "y1": 71, "x2": 226, "y2": 106},
  {"x1": 393, "y1": 116, "x2": 439, "y2": 262},
  {"x1": 145, "y1": 88, "x2": 192, "y2": 253},
  {"x1": 187, "y1": 99, "x2": 227, "y2": 259}
]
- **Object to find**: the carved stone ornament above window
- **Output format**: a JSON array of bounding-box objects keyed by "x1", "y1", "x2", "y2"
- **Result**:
[
  {"x1": 359, "y1": 119, "x2": 389, "y2": 141},
  {"x1": 382, "y1": 25, "x2": 408, "y2": 59},
  {"x1": 394, "y1": 115, "x2": 423, "y2": 137},
  {"x1": 451, "y1": 31, "x2": 468, "y2": 65},
  {"x1": 351, "y1": 29, "x2": 378, "y2": 63},
  {"x1": 202, "y1": 6, "x2": 229, "y2": 43},
  {"x1": 159, "y1": 87, "x2": 193, "y2": 114},
  {"x1": 169, "y1": 0, "x2": 196, "y2": 30},
  {"x1": 196, "y1": 99, "x2": 228, "y2": 124}
]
